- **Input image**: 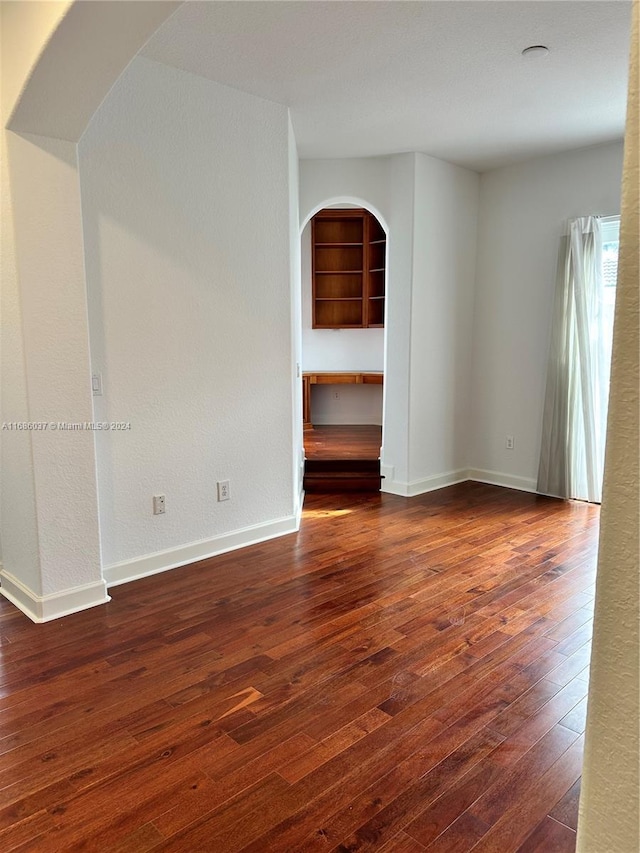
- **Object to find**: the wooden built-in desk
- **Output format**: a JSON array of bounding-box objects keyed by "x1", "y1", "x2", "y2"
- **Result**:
[{"x1": 302, "y1": 371, "x2": 383, "y2": 430}]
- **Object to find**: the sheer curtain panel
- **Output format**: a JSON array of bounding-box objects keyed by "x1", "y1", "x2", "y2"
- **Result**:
[{"x1": 538, "y1": 216, "x2": 610, "y2": 503}]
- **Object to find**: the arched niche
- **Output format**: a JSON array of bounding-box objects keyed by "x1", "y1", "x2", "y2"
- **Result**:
[{"x1": 299, "y1": 196, "x2": 390, "y2": 481}]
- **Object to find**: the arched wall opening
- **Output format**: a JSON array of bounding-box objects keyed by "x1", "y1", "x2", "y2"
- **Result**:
[{"x1": 299, "y1": 197, "x2": 390, "y2": 483}]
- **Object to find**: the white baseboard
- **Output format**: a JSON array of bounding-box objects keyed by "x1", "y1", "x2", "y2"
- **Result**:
[
  {"x1": 380, "y1": 463, "x2": 394, "y2": 485},
  {"x1": 468, "y1": 468, "x2": 538, "y2": 493},
  {"x1": 0, "y1": 568, "x2": 110, "y2": 623},
  {"x1": 382, "y1": 467, "x2": 538, "y2": 497},
  {"x1": 382, "y1": 469, "x2": 468, "y2": 497},
  {"x1": 104, "y1": 512, "x2": 301, "y2": 588}
]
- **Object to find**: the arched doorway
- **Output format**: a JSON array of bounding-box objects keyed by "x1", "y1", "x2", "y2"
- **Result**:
[{"x1": 299, "y1": 201, "x2": 389, "y2": 493}]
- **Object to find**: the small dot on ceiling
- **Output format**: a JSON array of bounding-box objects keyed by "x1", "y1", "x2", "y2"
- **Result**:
[{"x1": 522, "y1": 45, "x2": 550, "y2": 58}]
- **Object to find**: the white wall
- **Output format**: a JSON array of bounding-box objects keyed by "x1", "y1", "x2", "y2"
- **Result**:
[
  {"x1": 470, "y1": 141, "x2": 624, "y2": 490},
  {"x1": 288, "y1": 115, "x2": 305, "y2": 510},
  {"x1": 79, "y1": 57, "x2": 297, "y2": 578},
  {"x1": 383, "y1": 154, "x2": 417, "y2": 488},
  {"x1": 8, "y1": 133, "x2": 103, "y2": 595},
  {"x1": 0, "y1": 1, "x2": 68, "y2": 585},
  {"x1": 309, "y1": 386, "x2": 383, "y2": 426},
  {"x1": 299, "y1": 157, "x2": 391, "y2": 225},
  {"x1": 408, "y1": 153, "x2": 479, "y2": 490}
]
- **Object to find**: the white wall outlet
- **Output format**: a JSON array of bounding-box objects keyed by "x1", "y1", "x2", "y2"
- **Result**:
[
  {"x1": 217, "y1": 480, "x2": 230, "y2": 501},
  {"x1": 91, "y1": 372, "x2": 103, "y2": 396},
  {"x1": 332, "y1": 390, "x2": 340, "y2": 400},
  {"x1": 506, "y1": 435, "x2": 515, "y2": 450},
  {"x1": 153, "y1": 494, "x2": 166, "y2": 515}
]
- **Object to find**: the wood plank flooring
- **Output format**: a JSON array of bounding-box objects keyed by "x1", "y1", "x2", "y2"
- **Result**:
[
  {"x1": 304, "y1": 425, "x2": 382, "y2": 460},
  {"x1": 0, "y1": 483, "x2": 600, "y2": 852}
]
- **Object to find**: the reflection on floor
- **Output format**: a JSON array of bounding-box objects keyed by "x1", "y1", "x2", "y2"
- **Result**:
[{"x1": 303, "y1": 425, "x2": 382, "y2": 492}]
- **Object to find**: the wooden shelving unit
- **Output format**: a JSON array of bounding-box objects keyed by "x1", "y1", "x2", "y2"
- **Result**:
[{"x1": 311, "y1": 209, "x2": 386, "y2": 329}]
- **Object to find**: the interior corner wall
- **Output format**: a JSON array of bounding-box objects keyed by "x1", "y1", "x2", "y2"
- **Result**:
[
  {"x1": 382, "y1": 153, "x2": 417, "y2": 489},
  {"x1": 470, "y1": 142, "x2": 624, "y2": 491},
  {"x1": 408, "y1": 153, "x2": 480, "y2": 493},
  {"x1": 79, "y1": 56, "x2": 296, "y2": 579}
]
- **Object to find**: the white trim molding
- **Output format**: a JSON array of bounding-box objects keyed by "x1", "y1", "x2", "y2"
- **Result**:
[
  {"x1": 0, "y1": 568, "x2": 110, "y2": 623},
  {"x1": 382, "y1": 468, "x2": 538, "y2": 497},
  {"x1": 382, "y1": 469, "x2": 469, "y2": 497},
  {"x1": 104, "y1": 512, "x2": 301, "y2": 589},
  {"x1": 295, "y1": 490, "x2": 305, "y2": 527},
  {"x1": 467, "y1": 468, "x2": 537, "y2": 493}
]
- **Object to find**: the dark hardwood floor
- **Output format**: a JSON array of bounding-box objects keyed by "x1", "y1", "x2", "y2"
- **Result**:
[
  {"x1": 0, "y1": 483, "x2": 599, "y2": 852},
  {"x1": 304, "y1": 425, "x2": 382, "y2": 460}
]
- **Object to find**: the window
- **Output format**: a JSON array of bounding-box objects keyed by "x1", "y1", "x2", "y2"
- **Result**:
[{"x1": 600, "y1": 216, "x2": 620, "y2": 371}]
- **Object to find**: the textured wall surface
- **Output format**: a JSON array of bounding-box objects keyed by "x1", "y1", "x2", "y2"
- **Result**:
[
  {"x1": 1, "y1": 2, "x2": 71, "y2": 592},
  {"x1": 9, "y1": 132, "x2": 102, "y2": 594},
  {"x1": 578, "y1": 5, "x2": 640, "y2": 849},
  {"x1": 80, "y1": 57, "x2": 295, "y2": 567},
  {"x1": 471, "y1": 141, "x2": 624, "y2": 488}
]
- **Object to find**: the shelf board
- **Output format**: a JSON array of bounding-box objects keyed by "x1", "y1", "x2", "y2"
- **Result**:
[
  {"x1": 315, "y1": 242, "x2": 363, "y2": 247},
  {"x1": 369, "y1": 239, "x2": 386, "y2": 245},
  {"x1": 314, "y1": 324, "x2": 364, "y2": 329},
  {"x1": 316, "y1": 297, "x2": 363, "y2": 302},
  {"x1": 368, "y1": 296, "x2": 385, "y2": 300},
  {"x1": 315, "y1": 270, "x2": 363, "y2": 275},
  {"x1": 369, "y1": 268, "x2": 385, "y2": 273}
]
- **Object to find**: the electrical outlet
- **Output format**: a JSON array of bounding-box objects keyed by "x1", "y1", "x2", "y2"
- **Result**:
[
  {"x1": 332, "y1": 390, "x2": 340, "y2": 400},
  {"x1": 506, "y1": 435, "x2": 515, "y2": 450},
  {"x1": 153, "y1": 494, "x2": 166, "y2": 515},
  {"x1": 91, "y1": 373, "x2": 103, "y2": 396},
  {"x1": 217, "y1": 480, "x2": 230, "y2": 502}
]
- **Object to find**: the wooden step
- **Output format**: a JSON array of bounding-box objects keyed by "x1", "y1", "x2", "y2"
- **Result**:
[
  {"x1": 304, "y1": 458, "x2": 380, "y2": 474},
  {"x1": 304, "y1": 456, "x2": 381, "y2": 492}
]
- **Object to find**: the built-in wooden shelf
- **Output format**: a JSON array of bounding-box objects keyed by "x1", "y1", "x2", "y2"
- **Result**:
[{"x1": 311, "y1": 209, "x2": 386, "y2": 329}]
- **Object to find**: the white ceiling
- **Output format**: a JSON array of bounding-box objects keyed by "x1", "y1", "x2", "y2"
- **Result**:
[{"x1": 142, "y1": 0, "x2": 632, "y2": 172}]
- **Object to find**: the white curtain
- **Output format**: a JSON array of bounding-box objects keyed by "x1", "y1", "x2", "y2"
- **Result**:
[{"x1": 538, "y1": 216, "x2": 611, "y2": 502}]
